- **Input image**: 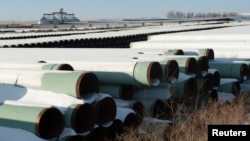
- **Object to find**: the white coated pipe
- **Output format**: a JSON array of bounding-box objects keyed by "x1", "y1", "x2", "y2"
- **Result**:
[
  {"x1": 130, "y1": 40, "x2": 250, "y2": 49},
  {"x1": 148, "y1": 34, "x2": 250, "y2": 41}
]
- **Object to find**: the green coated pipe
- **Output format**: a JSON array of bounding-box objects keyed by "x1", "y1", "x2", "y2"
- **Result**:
[
  {"x1": 197, "y1": 48, "x2": 214, "y2": 60},
  {"x1": 134, "y1": 61, "x2": 163, "y2": 86},
  {"x1": 0, "y1": 69, "x2": 99, "y2": 99},
  {"x1": 57, "y1": 61, "x2": 163, "y2": 87},
  {"x1": 162, "y1": 73, "x2": 197, "y2": 99},
  {"x1": 159, "y1": 59, "x2": 179, "y2": 83},
  {"x1": 183, "y1": 49, "x2": 214, "y2": 61},
  {"x1": 208, "y1": 61, "x2": 248, "y2": 82},
  {"x1": 167, "y1": 56, "x2": 197, "y2": 77},
  {"x1": 64, "y1": 104, "x2": 95, "y2": 134},
  {"x1": 218, "y1": 78, "x2": 241, "y2": 96},
  {"x1": 99, "y1": 84, "x2": 134, "y2": 100},
  {"x1": 0, "y1": 104, "x2": 64, "y2": 139},
  {"x1": 0, "y1": 62, "x2": 74, "y2": 71}
]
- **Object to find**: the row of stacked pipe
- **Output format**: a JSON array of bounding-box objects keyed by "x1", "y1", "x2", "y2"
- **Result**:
[
  {"x1": 0, "y1": 47, "x2": 249, "y2": 141},
  {"x1": 1, "y1": 22, "x2": 250, "y2": 141}
]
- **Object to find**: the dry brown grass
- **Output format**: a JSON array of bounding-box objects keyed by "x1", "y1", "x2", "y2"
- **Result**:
[{"x1": 113, "y1": 92, "x2": 250, "y2": 141}]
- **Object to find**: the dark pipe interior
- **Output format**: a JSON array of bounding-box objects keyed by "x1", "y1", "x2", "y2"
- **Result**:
[
  {"x1": 37, "y1": 107, "x2": 64, "y2": 139},
  {"x1": 77, "y1": 72, "x2": 100, "y2": 98}
]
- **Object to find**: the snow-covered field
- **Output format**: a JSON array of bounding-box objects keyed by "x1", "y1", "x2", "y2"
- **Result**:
[{"x1": 0, "y1": 21, "x2": 250, "y2": 141}]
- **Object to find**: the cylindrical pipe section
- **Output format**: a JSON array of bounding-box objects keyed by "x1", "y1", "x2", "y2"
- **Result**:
[
  {"x1": 160, "y1": 59, "x2": 179, "y2": 83},
  {"x1": 166, "y1": 73, "x2": 197, "y2": 98},
  {"x1": 67, "y1": 61, "x2": 163, "y2": 87},
  {"x1": 208, "y1": 69, "x2": 221, "y2": 88},
  {"x1": 64, "y1": 104, "x2": 96, "y2": 133},
  {"x1": 0, "y1": 104, "x2": 64, "y2": 139},
  {"x1": 92, "y1": 94, "x2": 117, "y2": 127},
  {"x1": 0, "y1": 62, "x2": 74, "y2": 71},
  {"x1": 208, "y1": 61, "x2": 249, "y2": 82},
  {"x1": 0, "y1": 69, "x2": 100, "y2": 99},
  {"x1": 171, "y1": 57, "x2": 197, "y2": 76},
  {"x1": 99, "y1": 84, "x2": 134, "y2": 100},
  {"x1": 195, "y1": 56, "x2": 209, "y2": 77},
  {"x1": 114, "y1": 99, "x2": 144, "y2": 125},
  {"x1": 195, "y1": 73, "x2": 214, "y2": 94},
  {"x1": 134, "y1": 61, "x2": 163, "y2": 86},
  {"x1": 116, "y1": 107, "x2": 139, "y2": 129},
  {"x1": 218, "y1": 78, "x2": 241, "y2": 96}
]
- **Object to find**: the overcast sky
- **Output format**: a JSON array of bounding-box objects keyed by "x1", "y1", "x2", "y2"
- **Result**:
[{"x1": 0, "y1": 0, "x2": 249, "y2": 21}]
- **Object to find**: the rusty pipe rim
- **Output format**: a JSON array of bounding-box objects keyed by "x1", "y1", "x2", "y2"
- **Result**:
[
  {"x1": 174, "y1": 49, "x2": 184, "y2": 55},
  {"x1": 240, "y1": 63, "x2": 248, "y2": 82},
  {"x1": 231, "y1": 81, "x2": 241, "y2": 96},
  {"x1": 94, "y1": 96, "x2": 117, "y2": 127},
  {"x1": 36, "y1": 107, "x2": 64, "y2": 139},
  {"x1": 211, "y1": 70, "x2": 221, "y2": 88},
  {"x1": 185, "y1": 57, "x2": 197, "y2": 76},
  {"x1": 57, "y1": 63, "x2": 74, "y2": 71},
  {"x1": 148, "y1": 61, "x2": 163, "y2": 86},
  {"x1": 76, "y1": 72, "x2": 100, "y2": 99},
  {"x1": 196, "y1": 56, "x2": 209, "y2": 77},
  {"x1": 204, "y1": 48, "x2": 214, "y2": 60},
  {"x1": 165, "y1": 60, "x2": 179, "y2": 83}
]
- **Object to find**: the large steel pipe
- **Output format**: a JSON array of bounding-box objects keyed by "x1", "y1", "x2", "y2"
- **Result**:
[
  {"x1": 116, "y1": 107, "x2": 139, "y2": 129},
  {"x1": 62, "y1": 61, "x2": 163, "y2": 87},
  {"x1": 195, "y1": 73, "x2": 214, "y2": 94},
  {"x1": 92, "y1": 94, "x2": 117, "y2": 127},
  {"x1": 0, "y1": 69, "x2": 99, "y2": 99},
  {"x1": 208, "y1": 69, "x2": 221, "y2": 89},
  {"x1": 0, "y1": 62, "x2": 74, "y2": 71},
  {"x1": 130, "y1": 40, "x2": 250, "y2": 49},
  {"x1": 218, "y1": 78, "x2": 241, "y2": 96},
  {"x1": 148, "y1": 34, "x2": 250, "y2": 41},
  {"x1": 158, "y1": 73, "x2": 197, "y2": 99},
  {"x1": 0, "y1": 104, "x2": 64, "y2": 140},
  {"x1": 99, "y1": 84, "x2": 134, "y2": 100},
  {"x1": 64, "y1": 104, "x2": 96, "y2": 134},
  {"x1": 134, "y1": 55, "x2": 197, "y2": 77},
  {"x1": 114, "y1": 99, "x2": 144, "y2": 125},
  {"x1": 208, "y1": 61, "x2": 248, "y2": 82}
]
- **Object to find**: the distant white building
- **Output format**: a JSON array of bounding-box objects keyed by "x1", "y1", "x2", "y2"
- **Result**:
[{"x1": 38, "y1": 8, "x2": 80, "y2": 25}]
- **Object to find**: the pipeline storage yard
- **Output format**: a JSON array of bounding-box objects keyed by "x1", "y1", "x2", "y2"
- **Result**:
[{"x1": 0, "y1": 17, "x2": 250, "y2": 141}]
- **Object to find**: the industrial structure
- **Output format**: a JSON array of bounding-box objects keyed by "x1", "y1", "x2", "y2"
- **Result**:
[{"x1": 38, "y1": 8, "x2": 80, "y2": 25}]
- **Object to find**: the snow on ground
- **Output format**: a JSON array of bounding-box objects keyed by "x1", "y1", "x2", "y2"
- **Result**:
[{"x1": 0, "y1": 21, "x2": 249, "y2": 140}]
